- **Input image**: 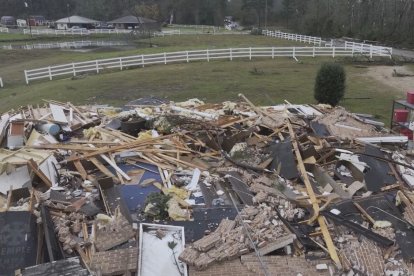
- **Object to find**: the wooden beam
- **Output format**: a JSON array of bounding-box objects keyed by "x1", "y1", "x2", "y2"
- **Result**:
[
  {"x1": 89, "y1": 157, "x2": 116, "y2": 178},
  {"x1": 353, "y1": 202, "x2": 376, "y2": 225},
  {"x1": 287, "y1": 120, "x2": 342, "y2": 269},
  {"x1": 27, "y1": 159, "x2": 52, "y2": 187},
  {"x1": 74, "y1": 160, "x2": 88, "y2": 180}
]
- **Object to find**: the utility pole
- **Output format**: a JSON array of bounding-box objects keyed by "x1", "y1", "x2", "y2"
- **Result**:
[
  {"x1": 67, "y1": 3, "x2": 71, "y2": 30},
  {"x1": 24, "y1": 2, "x2": 32, "y2": 37}
]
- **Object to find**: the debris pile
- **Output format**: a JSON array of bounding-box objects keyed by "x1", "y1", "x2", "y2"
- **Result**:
[{"x1": 1, "y1": 95, "x2": 414, "y2": 276}]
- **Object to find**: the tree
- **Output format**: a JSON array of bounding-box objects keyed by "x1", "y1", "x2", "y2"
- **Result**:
[{"x1": 314, "y1": 63, "x2": 346, "y2": 106}]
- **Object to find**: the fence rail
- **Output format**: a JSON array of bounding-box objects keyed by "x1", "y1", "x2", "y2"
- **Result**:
[
  {"x1": 2, "y1": 40, "x2": 128, "y2": 50},
  {"x1": 0, "y1": 27, "x2": 9, "y2": 33},
  {"x1": 262, "y1": 29, "x2": 324, "y2": 46},
  {"x1": 344, "y1": 41, "x2": 393, "y2": 56},
  {"x1": 263, "y1": 29, "x2": 392, "y2": 57},
  {"x1": 23, "y1": 28, "x2": 133, "y2": 36},
  {"x1": 24, "y1": 46, "x2": 389, "y2": 84}
]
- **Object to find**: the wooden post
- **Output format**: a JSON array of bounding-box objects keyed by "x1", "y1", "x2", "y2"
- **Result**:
[
  {"x1": 249, "y1": 47, "x2": 252, "y2": 60},
  {"x1": 164, "y1": 52, "x2": 167, "y2": 64},
  {"x1": 230, "y1": 48, "x2": 232, "y2": 61},
  {"x1": 96, "y1": 60, "x2": 99, "y2": 73},
  {"x1": 48, "y1": 66, "x2": 52, "y2": 80},
  {"x1": 142, "y1": 55, "x2": 145, "y2": 67},
  {"x1": 286, "y1": 121, "x2": 341, "y2": 269},
  {"x1": 207, "y1": 49, "x2": 209, "y2": 62},
  {"x1": 119, "y1": 58, "x2": 123, "y2": 70},
  {"x1": 186, "y1": 51, "x2": 189, "y2": 62}
]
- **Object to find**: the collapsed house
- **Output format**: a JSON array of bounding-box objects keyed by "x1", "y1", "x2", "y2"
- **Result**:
[{"x1": 1, "y1": 96, "x2": 414, "y2": 276}]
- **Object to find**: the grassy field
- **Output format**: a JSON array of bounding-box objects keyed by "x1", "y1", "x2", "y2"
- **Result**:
[{"x1": 0, "y1": 33, "x2": 405, "y2": 124}]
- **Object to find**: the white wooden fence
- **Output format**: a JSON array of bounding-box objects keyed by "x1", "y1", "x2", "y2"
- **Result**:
[
  {"x1": 263, "y1": 29, "x2": 392, "y2": 58},
  {"x1": 344, "y1": 41, "x2": 393, "y2": 57},
  {"x1": 24, "y1": 46, "x2": 389, "y2": 84},
  {"x1": 2, "y1": 40, "x2": 128, "y2": 50},
  {"x1": 0, "y1": 27, "x2": 9, "y2": 33},
  {"x1": 262, "y1": 29, "x2": 324, "y2": 46},
  {"x1": 23, "y1": 28, "x2": 132, "y2": 36}
]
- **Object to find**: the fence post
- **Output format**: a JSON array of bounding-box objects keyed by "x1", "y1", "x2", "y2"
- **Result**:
[
  {"x1": 293, "y1": 47, "x2": 296, "y2": 59},
  {"x1": 313, "y1": 47, "x2": 315, "y2": 58},
  {"x1": 120, "y1": 58, "x2": 123, "y2": 70},
  {"x1": 0, "y1": 77, "x2": 3, "y2": 88},
  {"x1": 272, "y1": 47, "x2": 275, "y2": 59},
  {"x1": 370, "y1": 45, "x2": 373, "y2": 59},
  {"x1": 207, "y1": 49, "x2": 209, "y2": 62},
  {"x1": 164, "y1": 52, "x2": 167, "y2": 64},
  {"x1": 142, "y1": 55, "x2": 145, "y2": 67},
  {"x1": 249, "y1": 47, "x2": 252, "y2": 60},
  {"x1": 72, "y1": 63, "x2": 76, "y2": 76},
  {"x1": 230, "y1": 48, "x2": 232, "y2": 61},
  {"x1": 24, "y1": 70, "x2": 29, "y2": 84},
  {"x1": 332, "y1": 47, "x2": 335, "y2": 58},
  {"x1": 48, "y1": 66, "x2": 52, "y2": 80},
  {"x1": 96, "y1": 60, "x2": 99, "y2": 73},
  {"x1": 186, "y1": 51, "x2": 189, "y2": 62}
]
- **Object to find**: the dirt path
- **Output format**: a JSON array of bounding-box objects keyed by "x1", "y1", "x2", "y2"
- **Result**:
[{"x1": 364, "y1": 65, "x2": 414, "y2": 94}]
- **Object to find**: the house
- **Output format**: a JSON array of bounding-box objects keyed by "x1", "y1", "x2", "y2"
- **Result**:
[
  {"x1": 108, "y1": 15, "x2": 160, "y2": 31},
  {"x1": 0, "y1": 16, "x2": 16, "y2": 28},
  {"x1": 28, "y1": 15, "x2": 46, "y2": 26},
  {"x1": 55, "y1": 15, "x2": 98, "y2": 30}
]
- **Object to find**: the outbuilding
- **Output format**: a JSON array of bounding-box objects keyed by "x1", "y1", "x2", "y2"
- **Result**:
[{"x1": 108, "y1": 15, "x2": 160, "y2": 30}]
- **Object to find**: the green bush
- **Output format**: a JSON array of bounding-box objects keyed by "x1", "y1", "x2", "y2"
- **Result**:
[{"x1": 314, "y1": 63, "x2": 346, "y2": 106}]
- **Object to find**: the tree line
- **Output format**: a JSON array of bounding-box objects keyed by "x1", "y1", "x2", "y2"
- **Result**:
[{"x1": 1, "y1": 0, "x2": 413, "y2": 46}]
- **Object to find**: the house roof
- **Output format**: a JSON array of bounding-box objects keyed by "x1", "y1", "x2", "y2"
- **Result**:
[
  {"x1": 55, "y1": 15, "x2": 98, "y2": 24},
  {"x1": 108, "y1": 15, "x2": 157, "y2": 24}
]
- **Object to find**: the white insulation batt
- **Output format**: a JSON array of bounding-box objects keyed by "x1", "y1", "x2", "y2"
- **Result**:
[{"x1": 138, "y1": 223, "x2": 187, "y2": 276}]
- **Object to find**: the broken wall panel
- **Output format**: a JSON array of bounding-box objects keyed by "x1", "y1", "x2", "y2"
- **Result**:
[
  {"x1": 268, "y1": 138, "x2": 299, "y2": 179},
  {"x1": 0, "y1": 211, "x2": 38, "y2": 276},
  {"x1": 138, "y1": 223, "x2": 187, "y2": 276},
  {"x1": 359, "y1": 145, "x2": 396, "y2": 192}
]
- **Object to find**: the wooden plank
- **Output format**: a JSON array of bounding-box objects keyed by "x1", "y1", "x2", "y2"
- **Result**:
[
  {"x1": 64, "y1": 132, "x2": 181, "y2": 162},
  {"x1": 27, "y1": 159, "x2": 52, "y2": 187},
  {"x1": 89, "y1": 157, "x2": 116, "y2": 178},
  {"x1": 74, "y1": 160, "x2": 88, "y2": 180},
  {"x1": 353, "y1": 202, "x2": 376, "y2": 225},
  {"x1": 287, "y1": 120, "x2": 342, "y2": 269}
]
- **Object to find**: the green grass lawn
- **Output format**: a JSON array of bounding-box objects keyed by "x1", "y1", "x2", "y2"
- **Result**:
[
  {"x1": 0, "y1": 34, "x2": 302, "y2": 84},
  {"x1": 0, "y1": 57, "x2": 401, "y2": 124},
  {"x1": 0, "y1": 34, "x2": 403, "y2": 124}
]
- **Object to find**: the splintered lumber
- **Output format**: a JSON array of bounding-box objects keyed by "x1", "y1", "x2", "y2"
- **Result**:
[
  {"x1": 87, "y1": 144, "x2": 131, "y2": 181},
  {"x1": 64, "y1": 132, "x2": 182, "y2": 163},
  {"x1": 27, "y1": 158, "x2": 52, "y2": 187},
  {"x1": 74, "y1": 160, "x2": 88, "y2": 180},
  {"x1": 287, "y1": 120, "x2": 342, "y2": 269},
  {"x1": 353, "y1": 202, "x2": 376, "y2": 225},
  {"x1": 89, "y1": 157, "x2": 116, "y2": 178}
]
